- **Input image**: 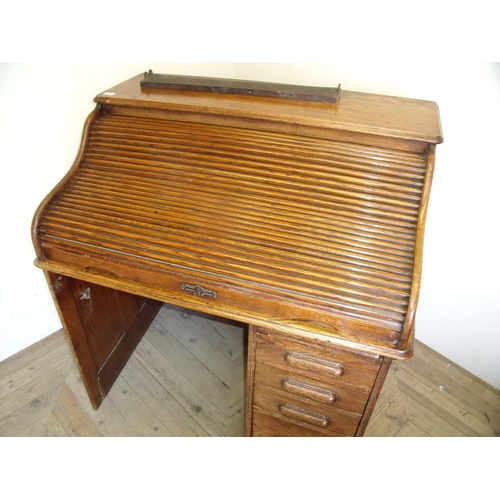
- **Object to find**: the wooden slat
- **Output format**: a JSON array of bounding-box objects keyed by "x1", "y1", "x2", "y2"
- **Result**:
[
  {"x1": 104, "y1": 375, "x2": 173, "y2": 437},
  {"x1": 395, "y1": 420, "x2": 431, "y2": 437},
  {"x1": 51, "y1": 383, "x2": 103, "y2": 437},
  {"x1": 0, "y1": 359, "x2": 73, "y2": 422},
  {"x1": 133, "y1": 339, "x2": 227, "y2": 436},
  {"x1": 38, "y1": 114, "x2": 429, "y2": 333},
  {"x1": 63, "y1": 361, "x2": 139, "y2": 437},
  {"x1": 0, "y1": 328, "x2": 68, "y2": 380},
  {"x1": 15, "y1": 411, "x2": 69, "y2": 437},
  {"x1": 394, "y1": 365, "x2": 497, "y2": 436},
  {"x1": 0, "y1": 385, "x2": 63, "y2": 437},
  {"x1": 120, "y1": 355, "x2": 211, "y2": 437},
  {"x1": 0, "y1": 343, "x2": 73, "y2": 400},
  {"x1": 396, "y1": 353, "x2": 500, "y2": 430}
]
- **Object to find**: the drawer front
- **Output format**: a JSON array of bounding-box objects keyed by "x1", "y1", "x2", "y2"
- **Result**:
[
  {"x1": 250, "y1": 329, "x2": 385, "y2": 436},
  {"x1": 252, "y1": 408, "x2": 347, "y2": 437},
  {"x1": 253, "y1": 385, "x2": 361, "y2": 436},
  {"x1": 254, "y1": 362, "x2": 371, "y2": 414},
  {"x1": 255, "y1": 330, "x2": 383, "y2": 390}
]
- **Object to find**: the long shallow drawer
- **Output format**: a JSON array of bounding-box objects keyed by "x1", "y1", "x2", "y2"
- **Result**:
[
  {"x1": 252, "y1": 407, "x2": 348, "y2": 437},
  {"x1": 254, "y1": 385, "x2": 361, "y2": 436},
  {"x1": 253, "y1": 384, "x2": 362, "y2": 436},
  {"x1": 255, "y1": 329, "x2": 383, "y2": 390},
  {"x1": 254, "y1": 362, "x2": 371, "y2": 414}
]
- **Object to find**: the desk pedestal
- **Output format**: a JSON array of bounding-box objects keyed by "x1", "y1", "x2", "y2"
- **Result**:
[{"x1": 45, "y1": 272, "x2": 390, "y2": 436}]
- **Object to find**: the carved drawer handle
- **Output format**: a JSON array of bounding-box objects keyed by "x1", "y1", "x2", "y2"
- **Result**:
[
  {"x1": 279, "y1": 404, "x2": 330, "y2": 428},
  {"x1": 285, "y1": 352, "x2": 345, "y2": 377},
  {"x1": 282, "y1": 378, "x2": 338, "y2": 405}
]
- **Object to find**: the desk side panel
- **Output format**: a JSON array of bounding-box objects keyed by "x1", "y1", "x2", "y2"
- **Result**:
[
  {"x1": 45, "y1": 272, "x2": 162, "y2": 409},
  {"x1": 32, "y1": 105, "x2": 103, "y2": 260}
]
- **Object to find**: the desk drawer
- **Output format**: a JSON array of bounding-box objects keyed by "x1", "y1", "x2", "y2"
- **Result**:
[
  {"x1": 255, "y1": 330, "x2": 383, "y2": 390},
  {"x1": 254, "y1": 362, "x2": 371, "y2": 414},
  {"x1": 253, "y1": 384, "x2": 361, "y2": 436},
  {"x1": 252, "y1": 407, "x2": 348, "y2": 437},
  {"x1": 250, "y1": 328, "x2": 385, "y2": 436}
]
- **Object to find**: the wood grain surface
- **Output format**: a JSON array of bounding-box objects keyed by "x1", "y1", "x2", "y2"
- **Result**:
[{"x1": 1, "y1": 304, "x2": 498, "y2": 437}]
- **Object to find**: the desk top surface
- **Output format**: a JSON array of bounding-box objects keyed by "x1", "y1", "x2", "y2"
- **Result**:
[{"x1": 95, "y1": 74, "x2": 444, "y2": 145}]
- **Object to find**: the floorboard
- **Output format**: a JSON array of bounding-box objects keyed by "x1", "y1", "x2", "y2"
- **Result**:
[{"x1": 1, "y1": 303, "x2": 499, "y2": 437}]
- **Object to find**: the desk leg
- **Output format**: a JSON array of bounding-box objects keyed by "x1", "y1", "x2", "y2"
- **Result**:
[
  {"x1": 355, "y1": 356, "x2": 392, "y2": 436},
  {"x1": 45, "y1": 272, "x2": 163, "y2": 409},
  {"x1": 244, "y1": 325, "x2": 258, "y2": 436}
]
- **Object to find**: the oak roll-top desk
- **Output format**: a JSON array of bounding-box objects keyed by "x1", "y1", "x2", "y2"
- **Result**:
[{"x1": 32, "y1": 73, "x2": 443, "y2": 437}]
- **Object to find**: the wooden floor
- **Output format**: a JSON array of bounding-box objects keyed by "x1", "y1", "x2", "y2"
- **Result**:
[{"x1": 1, "y1": 303, "x2": 499, "y2": 437}]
